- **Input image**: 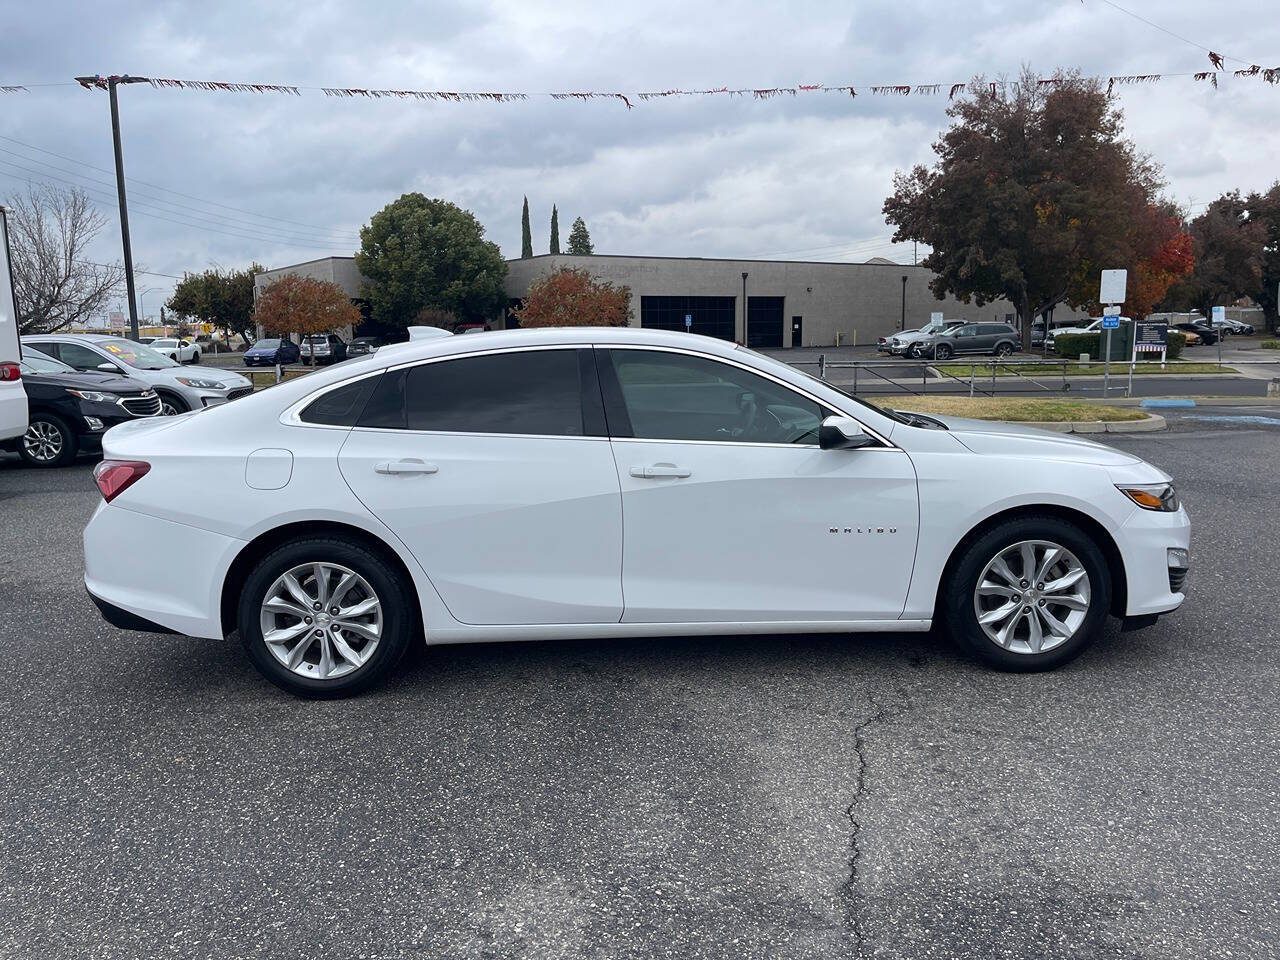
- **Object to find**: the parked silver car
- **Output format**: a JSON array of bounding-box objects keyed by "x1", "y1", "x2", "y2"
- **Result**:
[
  {"x1": 882, "y1": 318, "x2": 966, "y2": 358},
  {"x1": 21, "y1": 334, "x2": 252, "y2": 415}
]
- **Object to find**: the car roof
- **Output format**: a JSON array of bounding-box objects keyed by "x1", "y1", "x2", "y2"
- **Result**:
[{"x1": 22, "y1": 333, "x2": 118, "y2": 342}]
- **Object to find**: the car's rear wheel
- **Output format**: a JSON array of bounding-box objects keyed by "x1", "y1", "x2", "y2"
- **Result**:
[
  {"x1": 19, "y1": 413, "x2": 77, "y2": 467},
  {"x1": 943, "y1": 516, "x2": 1111, "y2": 671},
  {"x1": 238, "y1": 537, "x2": 414, "y2": 698},
  {"x1": 934, "y1": 343, "x2": 954, "y2": 360}
]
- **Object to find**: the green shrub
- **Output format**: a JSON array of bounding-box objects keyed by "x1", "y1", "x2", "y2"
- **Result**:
[
  {"x1": 1052, "y1": 332, "x2": 1100, "y2": 358},
  {"x1": 1261, "y1": 340, "x2": 1280, "y2": 350},
  {"x1": 1165, "y1": 330, "x2": 1186, "y2": 360}
]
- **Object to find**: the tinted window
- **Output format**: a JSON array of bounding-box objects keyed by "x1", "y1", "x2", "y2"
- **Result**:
[
  {"x1": 359, "y1": 349, "x2": 594, "y2": 436},
  {"x1": 55, "y1": 342, "x2": 108, "y2": 369},
  {"x1": 604, "y1": 349, "x2": 827, "y2": 445},
  {"x1": 953, "y1": 325, "x2": 977, "y2": 338},
  {"x1": 299, "y1": 374, "x2": 380, "y2": 426}
]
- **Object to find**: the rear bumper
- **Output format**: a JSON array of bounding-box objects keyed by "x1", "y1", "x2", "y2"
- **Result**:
[{"x1": 83, "y1": 501, "x2": 243, "y2": 639}]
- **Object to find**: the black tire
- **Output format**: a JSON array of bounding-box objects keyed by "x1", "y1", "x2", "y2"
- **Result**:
[
  {"x1": 190, "y1": 351, "x2": 200, "y2": 364},
  {"x1": 942, "y1": 515, "x2": 1111, "y2": 672},
  {"x1": 994, "y1": 342, "x2": 1014, "y2": 357},
  {"x1": 156, "y1": 390, "x2": 188, "y2": 416},
  {"x1": 301, "y1": 358, "x2": 311, "y2": 366},
  {"x1": 238, "y1": 537, "x2": 414, "y2": 698},
  {"x1": 18, "y1": 412, "x2": 78, "y2": 467},
  {"x1": 934, "y1": 343, "x2": 954, "y2": 360},
  {"x1": 907, "y1": 344, "x2": 922, "y2": 359}
]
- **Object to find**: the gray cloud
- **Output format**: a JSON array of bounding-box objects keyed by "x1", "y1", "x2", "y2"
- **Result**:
[{"x1": 1, "y1": 0, "x2": 1277, "y2": 318}]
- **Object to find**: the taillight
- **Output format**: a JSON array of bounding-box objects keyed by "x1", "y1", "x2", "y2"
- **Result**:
[
  {"x1": 0, "y1": 362, "x2": 20, "y2": 382},
  {"x1": 93, "y1": 460, "x2": 151, "y2": 503}
]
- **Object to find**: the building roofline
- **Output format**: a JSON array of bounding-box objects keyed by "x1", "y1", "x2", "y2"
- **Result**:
[
  {"x1": 504, "y1": 253, "x2": 919, "y2": 269},
  {"x1": 257, "y1": 255, "x2": 356, "y2": 277}
]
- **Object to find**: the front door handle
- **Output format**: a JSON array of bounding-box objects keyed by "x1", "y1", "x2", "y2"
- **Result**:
[
  {"x1": 375, "y1": 459, "x2": 439, "y2": 475},
  {"x1": 630, "y1": 463, "x2": 692, "y2": 479}
]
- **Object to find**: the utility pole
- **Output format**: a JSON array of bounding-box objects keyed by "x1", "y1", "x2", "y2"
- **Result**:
[
  {"x1": 741, "y1": 271, "x2": 749, "y2": 344},
  {"x1": 75, "y1": 74, "x2": 149, "y2": 340},
  {"x1": 900, "y1": 275, "x2": 908, "y2": 331}
]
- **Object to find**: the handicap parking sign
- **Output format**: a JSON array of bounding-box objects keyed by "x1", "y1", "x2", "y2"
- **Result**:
[
  {"x1": 685, "y1": 314, "x2": 692, "y2": 329},
  {"x1": 1102, "y1": 315, "x2": 1119, "y2": 329}
]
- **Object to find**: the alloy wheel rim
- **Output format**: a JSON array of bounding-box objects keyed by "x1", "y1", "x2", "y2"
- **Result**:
[
  {"x1": 22, "y1": 420, "x2": 63, "y2": 461},
  {"x1": 160, "y1": 399, "x2": 180, "y2": 416},
  {"x1": 259, "y1": 562, "x2": 383, "y2": 681},
  {"x1": 973, "y1": 539, "x2": 1091, "y2": 654}
]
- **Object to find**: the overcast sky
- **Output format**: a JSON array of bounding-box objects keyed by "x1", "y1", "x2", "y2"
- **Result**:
[{"x1": 1, "y1": 0, "x2": 1276, "y2": 318}]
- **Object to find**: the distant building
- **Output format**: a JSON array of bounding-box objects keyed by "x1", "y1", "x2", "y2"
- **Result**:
[{"x1": 257, "y1": 253, "x2": 1085, "y2": 346}]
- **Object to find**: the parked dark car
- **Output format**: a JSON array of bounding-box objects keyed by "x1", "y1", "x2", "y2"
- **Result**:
[
  {"x1": 346, "y1": 337, "x2": 381, "y2": 358},
  {"x1": 243, "y1": 337, "x2": 301, "y2": 366},
  {"x1": 917, "y1": 322, "x2": 1020, "y2": 360},
  {"x1": 1, "y1": 348, "x2": 161, "y2": 467},
  {"x1": 300, "y1": 333, "x2": 348, "y2": 365},
  {"x1": 1174, "y1": 321, "x2": 1219, "y2": 346}
]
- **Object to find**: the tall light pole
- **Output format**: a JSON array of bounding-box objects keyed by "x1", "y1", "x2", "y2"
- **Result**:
[
  {"x1": 900, "y1": 275, "x2": 908, "y2": 331},
  {"x1": 741, "y1": 271, "x2": 749, "y2": 344},
  {"x1": 74, "y1": 74, "x2": 149, "y2": 341},
  {"x1": 136, "y1": 286, "x2": 158, "y2": 330}
]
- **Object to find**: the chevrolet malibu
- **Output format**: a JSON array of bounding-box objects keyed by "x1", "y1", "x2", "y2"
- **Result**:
[{"x1": 83, "y1": 327, "x2": 1190, "y2": 697}]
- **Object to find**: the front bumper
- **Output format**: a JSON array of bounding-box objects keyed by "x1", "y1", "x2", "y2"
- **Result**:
[
  {"x1": 1116, "y1": 503, "x2": 1191, "y2": 617},
  {"x1": 84, "y1": 501, "x2": 243, "y2": 639}
]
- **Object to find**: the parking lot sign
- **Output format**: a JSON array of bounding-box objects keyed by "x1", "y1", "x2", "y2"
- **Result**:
[
  {"x1": 1102, "y1": 315, "x2": 1119, "y2": 329},
  {"x1": 1099, "y1": 269, "x2": 1127, "y2": 305},
  {"x1": 684, "y1": 314, "x2": 692, "y2": 330}
]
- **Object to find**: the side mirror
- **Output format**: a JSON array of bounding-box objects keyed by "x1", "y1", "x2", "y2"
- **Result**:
[
  {"x1": 96, "y1": 362, "x2": 123, "y2": 374},
  {"x1": 820, "y1": 415, "x2": 875, "y2": 450}
]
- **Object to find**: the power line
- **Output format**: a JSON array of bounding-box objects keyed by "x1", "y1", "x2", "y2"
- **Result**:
[
  {"x1": 0, "y1": 159, "x2": 348, "y2": 250},
  {"x1": 1091, "y1": 0, "x2": 1265, "y2": 67},
  {"x1": 0, "y1": 133, "x2": 362, "y2": 240}
]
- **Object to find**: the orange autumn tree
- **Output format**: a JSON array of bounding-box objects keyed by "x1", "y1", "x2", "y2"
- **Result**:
[
  {"x1": 253, "y1": 274, "x2": 362, "y2": 338},
  {"x1": 1123, "y1": 205, "x2": 1194, "y2": 320},
  {"x1": 514, "y1": 268, "x2": 632, "y2": 327}
]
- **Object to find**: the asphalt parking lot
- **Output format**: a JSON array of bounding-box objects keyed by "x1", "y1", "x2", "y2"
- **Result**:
[{"x1": 1, "y1": 410, "x2": 1278, "y2": 959}]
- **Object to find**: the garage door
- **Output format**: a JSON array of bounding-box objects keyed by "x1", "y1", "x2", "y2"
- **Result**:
[
  {"x1": 640, "y1": 296, "x2": 736, "y2": 341},
  {"x1": 747, "y1": 297, "x2": 784, "y2": 348}
]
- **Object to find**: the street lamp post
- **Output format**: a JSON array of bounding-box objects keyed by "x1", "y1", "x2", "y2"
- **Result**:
[
  {"x1": 741, "y1": 271, "x2": 749, "y2": 344},
  {"x1": 900, "y1": 275, "x2": 908, "y2": 331},
  {"x1": 136, "y1": 286, "x2": 158, "y2": 332}
]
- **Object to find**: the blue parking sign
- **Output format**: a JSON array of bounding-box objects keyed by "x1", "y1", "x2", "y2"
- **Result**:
[
  {"x1": 1102, "y1": 315, "x2": 1119, "y2": 329},
  {"x1": 685, "y1": 314, "x2": 693, "y2": 329}
]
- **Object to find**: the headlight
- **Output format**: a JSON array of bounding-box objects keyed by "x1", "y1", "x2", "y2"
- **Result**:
[
  {"x1": 1117, "y1": 483, "x2": 1179, "y2": 512},
  {"x1": 176, "y1": 377, "x2": 226, "y2": 389},
  {"x1": 67, "y1": 389, "x2": 115, "y2": 403}
]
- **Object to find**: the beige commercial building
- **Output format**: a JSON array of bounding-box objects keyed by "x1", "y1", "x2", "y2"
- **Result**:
[{"x1": 257, "y1": 253, "x2": 1085, "y2": 347}]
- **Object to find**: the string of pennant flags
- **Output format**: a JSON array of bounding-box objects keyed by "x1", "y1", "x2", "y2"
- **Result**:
[{"x1": 2, "y1": 54, "x2": 1275, "y2": 103}]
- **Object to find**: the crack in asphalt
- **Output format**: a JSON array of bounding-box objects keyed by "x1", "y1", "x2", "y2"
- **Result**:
[{"x1": 842, "y1": 673, "x2": 917, "y2": 955}]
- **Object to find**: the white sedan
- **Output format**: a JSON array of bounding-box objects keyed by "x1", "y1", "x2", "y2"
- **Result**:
[
  {"x1": 83, "y1": 327, "x2": 1190, "y2": 697},
  {"x1": 149, "y1": 337, "x2": 201, "y2": 363}
]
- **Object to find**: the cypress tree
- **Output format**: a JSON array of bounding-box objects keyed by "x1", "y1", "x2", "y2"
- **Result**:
[
  {"x1": 520, "y1": 196, "x2": 533, "y2": 259},
  {"x1": 550, "y1": 204, "x2": 560, "y2": 255}
]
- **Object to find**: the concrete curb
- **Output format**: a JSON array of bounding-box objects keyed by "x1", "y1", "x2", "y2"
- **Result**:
[{"x1": 1009, "y1": 414, "x2": 1166, "y2": 434}]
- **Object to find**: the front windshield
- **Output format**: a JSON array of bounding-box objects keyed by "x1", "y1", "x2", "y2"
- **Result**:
[
  {"x1": 98, "y1": 337, "x2": 179, "y2": 370},
  {"x1": 255, "y1": 338, "x2": 281, "y2": 349},
  {"x1": 153, "y1": 339, "x2": 177, "y2": 346},
  {"x1": 20, "y1": 349, "x2": 73, "y2": 374}
]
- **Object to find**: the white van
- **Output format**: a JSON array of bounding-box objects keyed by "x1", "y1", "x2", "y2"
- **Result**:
[{"x1": 0, "y1": 207, "x2": 29, "y2": 443}]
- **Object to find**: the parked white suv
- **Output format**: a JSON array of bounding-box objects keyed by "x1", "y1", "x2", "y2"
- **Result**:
[
  {"x1": 83, "y1": 327, "x2": 1189, "y2": 698},
  {"x1": 21, "y1": 334, "x2": 251, "y2": 415},
  {"x1": 0, "y1": 207, "x2": 28, "y2": 443}
]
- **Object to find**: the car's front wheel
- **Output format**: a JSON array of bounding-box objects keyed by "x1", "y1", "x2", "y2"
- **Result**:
[
  {"x1": 238, "y1": 537, "x2": 414, "y2": 698},
  {"x1": 155, "y1": 390, "x2": 188, "y2": 416},
  {"x1": 19, "y1": 413, "x2": 77, "y2": 467},
  {"x1": 190, "y1": 351, "x2": 200, "y2": 364},
  {"x1": 934, "y1": 343, "x2": 954, "y2": 360},
  {"x1": 943, "y1": 516, "x2": 1111, "y2": 671}
]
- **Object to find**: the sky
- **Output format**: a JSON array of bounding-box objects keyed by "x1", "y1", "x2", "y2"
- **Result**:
[{"x1": 1, "y1": 0, "x2": 1277, "y2": 320}]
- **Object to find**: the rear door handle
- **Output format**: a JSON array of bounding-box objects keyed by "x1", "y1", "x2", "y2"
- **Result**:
[
  {"x1": 375, "y1": 459, "x2": 439, "y2": 475},
  {"x1": 630, "y1": 463, "x2": 691, "y2": 479}
]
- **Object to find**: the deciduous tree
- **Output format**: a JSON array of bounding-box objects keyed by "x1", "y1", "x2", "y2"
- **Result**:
[
  {"x1": 1172, "y1": 191, "x2": 1265, "y2": 318},
  {"x1": 253, "y1": 274, "x2": 361, "y2": 338},
  {"x1": 513, "y1": 268, "x2": 631, "y2": 327},
  {"x1": 1246, "y1": 182, "x2": 1280, "y2": 332},
  {"x1": 167, "y1": 264, "x2": 262, "y2": 341},
  {"x1": 567, "y1": 216, "x2": 594, "y2": 255},
  {"x1": 356, "y1": 193, "x2": 508, "y2": 329},
  {"x1": 1122, "y1": 204, "x2": 1194, "y2": 320},
  {"x1": 883, "y1": 69, "x2": 1160, "y2": 348},
  {"x1": 6, "y1": 184, "x2": 124, "y2": 333}
]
